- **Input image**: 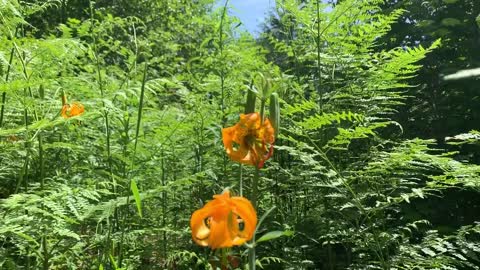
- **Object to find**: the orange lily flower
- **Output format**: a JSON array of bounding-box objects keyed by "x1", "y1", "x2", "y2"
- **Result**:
[
  {"x1": 61, "y1": 94, "x2": 84, "y2": 118},
  {"x1": 190, "y1": 191, "x2": 257, "y2": 249},
  {"x1": 222, "y1": 112, "x2": 275, "y2": 168},
  {"x1": 61, "y1": 102, "x2": 85, "y2": 118}
]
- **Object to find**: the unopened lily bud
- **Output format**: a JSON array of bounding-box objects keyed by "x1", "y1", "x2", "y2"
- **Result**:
[
  {"x1": 39, "y1": 85, "x2": 45, "y2": 99},
  {"x1": 245, "y1": 88, "x2": 256, "y2": 114},
  {"x1": 269, "y1": 92, "x2": 280, "y2": 138}
]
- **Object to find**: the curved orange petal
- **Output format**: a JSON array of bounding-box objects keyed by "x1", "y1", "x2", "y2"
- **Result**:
[
  {"x1": 190, "y1": 206, "x2": 213, "y2": 247},
  {"x1": 260, "y1": 118, "x2": 275, "y2": 144},
  {"x1": 208, "y1": 216, "x2": 233, "y2": 249},
  {"x1": 222, "y1": 126, "x2": 251, "y2": 165},
  {"x1": 190, "y1": 191, "x2": 257, "y2": 249},
  {"x1": 69, "y1": 102, "x2": 85, "y2": 117},
  {"x1": 229, "y1": 196, "x2": 257, "y2": 241},
  {"x1": 61, "y1": 102, "x2": 85, "y2": 118}
]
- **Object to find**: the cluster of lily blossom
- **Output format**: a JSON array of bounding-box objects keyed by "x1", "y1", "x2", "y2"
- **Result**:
[
  {"x1": 58, "y1": 92, "x2": 270, "y2": 250},
  {"x1": 190, "y1": 112, "x2": 275, "y2": 249}
]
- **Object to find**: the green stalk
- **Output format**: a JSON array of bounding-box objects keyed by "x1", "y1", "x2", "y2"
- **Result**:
[
  {"x1": 15, "y1": 148, "x2": 29, "y2": 194},
  {"x1": 251, "y1": 167, "x2": 260, "y2": 209},
  {"x1": 219, "y1": 0, "x2": 229, "y2": 185},
  {"x1": 42, "y1": 235, "x2": 49, "y2": 270},
  {"x1": 259, "y1": 98, "x2": 266, "y2": 124},
  {"x1": 89, "y1": 1, "x2": 114, "y2": 190},
  {"x1": 134, "y1": 61, "x2": 148, "y2": 153},
  {"x1": 221, "y1": 248, "x2": 228, "y2": 269},
  {"x1": 239, "y1": 164, "x2": 243, "y2": 196},
  {"x1": 15, "y1": 48, "x2": 39, "y2": 121},
  {"x1": 21, "y1": 73, "x2": 29, "y2": 193},
  {"x1": 26, "y1": 246, "x2": 30, "y2": 270},
  {"x1": 11, "y1": 43, "x2": 42, "y2": 193},
  {"x1": 0, "y1": 91, "x2": 6, "y2": 128},
  {"x1": 248, "y1": 167, "x2": 260, "y2": 270},
  {"x1": 219, "y1": 0, "x2": 229, "y2": 122},
  {"x1": 89, "y1": 2, "x2": 115, "y2": 267},
  {"x1": 38, "y1": 84, "x2": 45, "y2": 189},
  {"x1": 248, "y1": 97, "x2": 266, "y2": 270},
  {"x1": 38, "y1": 132, "x2": 44, "y2": 189},
  {"x1": 0, "y1": 28, "x2": 17, "y2": 128},
  {"x1": 161, "y1": 149, "x2": 168, "y2": 259},
  {"x1": 316, "y1": 0, "x2": 323, "y2": 111},
  {"x1": 118, "y1": 61, "x2": 147, "y2": 268},
  {"x1": 0, "y1": 48, "x2": 15, "y2": 128}
]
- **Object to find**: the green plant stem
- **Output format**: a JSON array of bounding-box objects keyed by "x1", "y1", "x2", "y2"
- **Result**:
[
  {"x1": 221, "y1": 248, "x2": 227, "y2": 269},
  {"x1": 239, "y1": 164, "x2": 243, "y2": 196},
  {"x1": 134, "y1": 61, "x2": 148, "y2": 153},
  {"x1": 249, "y1": 166, "x2": 260, "y2": 270},
  {"x1": 118, "y1": 60, "x2": 147, "y2": 268},
  {"x1": 219, "y1": 0, "x2": 229, "y2": 185},
  {"x1": 0, "y1": 92, "x2": 6, "y2": 128},
  {"x1": 19, "y1": 84, "x2": 30, "y2": 193},
  {"x1": 0, "y1": 27, "x2": 17, "y2": 128},
  {"x1": 0, "y1": 49, "x2": 15, "y2": 128},
  {"x1": 248, "y1": 237, "x2": 256, "y2": 270},
  {"x1": 161, "y1": 149, "x2": 168, "y2": 259},
  {"x1": 38, "y1": 133, "x2": 44, "y2": 189},
  {"x1": 15, "y1": 149, "x2": 29, "y2": 194},
  {"x1": 103, "y1": 222, "x2": 112, "y2": 267},
  {"x1": 89, "y1": 1, "x2": 114, "y2": 191},
  {"x1": 248, "y1": 96, "x2": 267, "y2": 269},
  {"x1": 316, "y1": 0, "x2": 323, "y2": 111},
  {"x1": 15, "y1": 47, "x2": 38, "y2": 121},
  {"x1": 259, "y1": 98, "x2": 265, "y2": 123},
  {"x1": 252, "y1": 167, "x2": 260, "y2": 208},
  {"x1": 42, "y1": 235, "x2": 49, "y2": 270},
  {"x1": 89, "y1": 2, "x2": 116, "y2": 267}
]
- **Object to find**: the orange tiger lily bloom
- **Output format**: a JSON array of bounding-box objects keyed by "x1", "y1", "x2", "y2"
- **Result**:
[
  {"x1": 190, "y1": 191, "x2": 257, "y2": 249},
  {"x1": 61, "y1": 102, "x2": 85, "y2": 118},
  {"x1": 60, "y1": 94, "x2": 84, "y2": 118},
  {"x1": 222, "y1": 112, "x2": 275, "y2": 168}
]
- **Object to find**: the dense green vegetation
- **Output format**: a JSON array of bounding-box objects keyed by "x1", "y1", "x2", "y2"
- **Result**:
[{"x1": 0, "y1": 0, "x2": 479, "y2": 269}]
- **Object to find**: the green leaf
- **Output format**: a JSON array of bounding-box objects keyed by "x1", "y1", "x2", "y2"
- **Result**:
[
  {"x1": 131, "y1": 179, "x2": 142, "y2": 218},
  {"x1": 14, "y1": 232, "x2": 39, "y2": 245},
  {"x1": 257, "y1": 230, "x2": 294, "y2": 244},
  {"x1": 421, "y1": 247, "x2": 436, "y2": 257},
  {"x1": 441, "y1": 18, "x2": 461, "y2": 27},
  {"x1": 109, "y1": 254, "x2": 118, "y2": 269}
]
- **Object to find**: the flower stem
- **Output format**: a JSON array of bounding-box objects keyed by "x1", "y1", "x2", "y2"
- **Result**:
[
  {"x1": 221, "y1": 248, "x2": 228, "y2": 269},
  {"x1": 252, "y1": 167, "x2": 259, "y2": 208},
  {"x1": 259, "y1": 99, "x2": 266, "y2": 125},
  {"x1": 249, "y1": 166, "x2": 260, "y2": 270},
  {"x1": 239, "y1": 164, "x2": 243, "y2": 196},
  {"x1": 248, "y1": 242, "x2": 256, "y2": 270}
]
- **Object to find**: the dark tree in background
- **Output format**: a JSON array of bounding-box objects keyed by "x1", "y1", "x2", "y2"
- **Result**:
[{"x1": 379, "y1": 0, "x2": 480, "y2": 140}]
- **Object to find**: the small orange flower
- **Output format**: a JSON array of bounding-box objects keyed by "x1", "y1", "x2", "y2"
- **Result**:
[
  {"x1": 190, "y1": 191, "x2": 257, "y2": 249},
  {"x1": 222, "y1": 112, "x2": 275, "y2": 168},
  {"x1": 61, "y1": 102, "x2": 85, "y2": 118}
]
